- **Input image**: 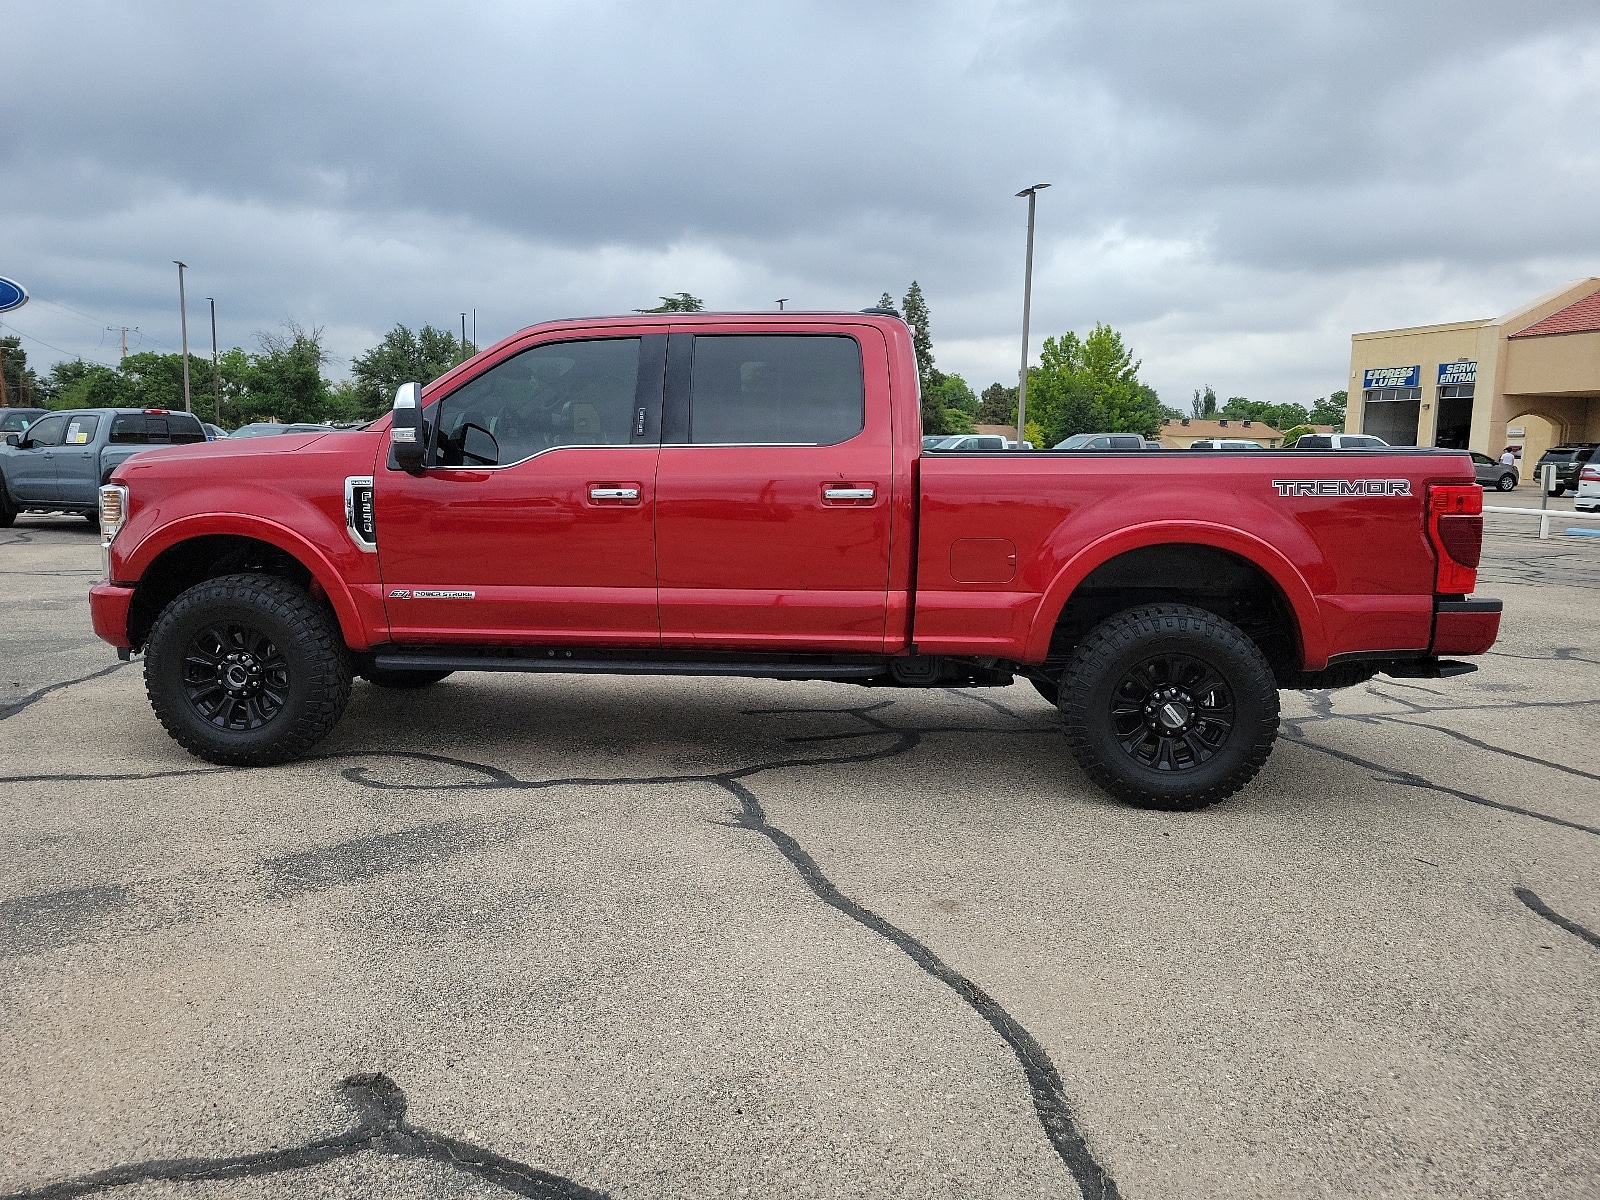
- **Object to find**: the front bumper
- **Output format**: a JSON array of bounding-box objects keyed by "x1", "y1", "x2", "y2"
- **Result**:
[
  {"x1": 90, "y1": 582, "x2": 135, "y2": 649},
  {"x1": 1432, "y1": 598, "x2": 1502, "y2": 657}
]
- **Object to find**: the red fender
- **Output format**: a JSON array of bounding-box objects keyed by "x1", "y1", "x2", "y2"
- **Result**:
[
  {"x1": 1022, "y1": 521, "x2": 1328, "y2": 668},
  {"x1": 122, "y1": 512, "x2": 373, "y2": 651}
]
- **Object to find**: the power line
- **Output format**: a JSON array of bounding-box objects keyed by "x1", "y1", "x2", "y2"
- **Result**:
[
  {"x1": 0, "y1": 318, "x2": 120, "y2": 368},
  {"x1": 33, "y1": 297, "x2": 181, "y2": 353}
]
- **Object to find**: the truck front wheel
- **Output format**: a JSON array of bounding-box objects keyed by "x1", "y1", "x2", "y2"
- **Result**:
[
  {"x1": 144, "y1": 573, "x2": 352, "y2": 766},
  {"x1": 1058, "y1": 604, "x2": 1279, "y2": 811}
]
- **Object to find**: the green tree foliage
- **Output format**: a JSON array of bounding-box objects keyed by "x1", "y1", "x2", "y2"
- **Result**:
[
  {"x1": 636, "y1": 293, "x2": 704, "y2": 313},
  {"x1": 875, "y1": 292, "x2": 899, "y2": 316},
  {"x1": 1309, "y1": 390, "x2": 1347, "y2": 429},
  {"x1": 0, "y1": 336, "x2": 44, "y2": 407},
  {"x1": 346, "y1": 325, "x2": 471, "y2": 421},
  {"x1": 1191, "y1": 386, "x2": 1218, "y2": 418},
  {"x1": 1281, "y1": 424, "x2": 1314, "y2": 444},
  {"x1": 977, "y1": 382, "x2": 1017, "y2": 424},
  {"x1": 922, "y1": 374, "x2": 978, "y2": 436},
  {"x1": 225, "y1": 325, "x2": 333, "y2": 425},
  {"x1": 901, "y1": 281, "x2": 935, "y2": 392},
  {"x1": 1027, "y1": 323, "x2": 1164, "y2": 444}
]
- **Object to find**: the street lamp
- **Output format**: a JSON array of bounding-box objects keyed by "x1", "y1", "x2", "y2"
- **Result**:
[
  {"x1": 174, "y1": 261, "x2": 191, "y2": 413},
  {"x1": 1014, "y1": 183, "x2": 1050, "y2": 448},
  {"x1": 775, "y1": 298, "x2": 789, "y2": 311}
]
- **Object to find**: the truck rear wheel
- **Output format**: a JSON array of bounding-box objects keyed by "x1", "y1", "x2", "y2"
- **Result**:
[
  {"x1": 1058, "y1": 604, "x2": 1279, "y2": 811},
  {"x1": 144, "y1": 573, "x2": 352, "y2": 766}
]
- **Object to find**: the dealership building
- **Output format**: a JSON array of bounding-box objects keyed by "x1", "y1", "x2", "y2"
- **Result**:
[{"x1": 1347, "y1": 278, "x2": 1600, "y2": 474}]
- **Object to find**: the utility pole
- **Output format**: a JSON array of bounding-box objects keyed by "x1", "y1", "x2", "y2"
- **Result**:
[
  {"x1": 460, "y1": 312, "x2": 468, "y2": 363},
  {"x1": 0, "y1": 343, "x2": 8, "y2": 408},
  {"x1": 1014, "y1": 183, "x2": 1050, "y2": 449},
  {"x1": 471, "y1": 308, "x2": 476, "y2": 351},
  {"x1": 174, "y1": 260, "x2": 191, "y2": 412},
  {"x1": 110, "y1": 326, "x2": 129, "y2": 359},
  {"x1": 207, "y1": 297, "x2": 220, "y2": 423}
]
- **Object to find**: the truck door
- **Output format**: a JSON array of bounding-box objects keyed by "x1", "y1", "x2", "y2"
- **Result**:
[
  {"x1": 5, "y1": 412, "x2": 69, "y2": 501},
  {"x1": 54, "y1": 413, "x2": 105, "y2": 504},
  {"x1": 654, "y1": 327, "x2": 893, "y2": 652},
  {"x1": 373, "y1": 333, "x2": 666, "y2": 646}
]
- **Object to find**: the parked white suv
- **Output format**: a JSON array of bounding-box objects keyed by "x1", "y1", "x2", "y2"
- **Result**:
[
  {"x1": 1576, "y1": 462, "x2": 1600, "y2": 513},
  {"x1": 1290, "y1": 433, "x2": 1389, "y2": 449}
]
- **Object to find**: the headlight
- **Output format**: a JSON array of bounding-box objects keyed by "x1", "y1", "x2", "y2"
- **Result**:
[{"x1": 99, "y1": 484, "x2": 129, "y2": 538}]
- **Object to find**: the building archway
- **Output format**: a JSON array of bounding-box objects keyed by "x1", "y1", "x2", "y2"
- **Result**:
[{"x1": 1504, "y1": 412, "x2": 1565, "y2": 487}]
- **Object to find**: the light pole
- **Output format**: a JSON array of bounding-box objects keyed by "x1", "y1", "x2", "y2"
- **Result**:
[
  {"x1": 174, "y1": 261, "x2": 191, "y2": 412},
  {"x1": 775, "y1": 298, "x2": 789, "y2": 311},
  {"x1": 1014, "y1": 183, "x2": 1049, "y2": 448},
  {"x1": 206, "y1": 297, "x2": 220, "y2": 423}
]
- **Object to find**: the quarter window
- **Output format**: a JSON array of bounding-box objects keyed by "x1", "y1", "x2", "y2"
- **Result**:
[
  {"x1": 688, "y1": 335, "x2": 864, "y2": 445},
  {"x1": 432, "y1": 338, "x2": 643, "y2": 467}
]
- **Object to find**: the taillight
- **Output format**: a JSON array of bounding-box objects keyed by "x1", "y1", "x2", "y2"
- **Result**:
[
  {"x1": 1427, "y1": 484, "x2": 1481, "y2": 594},
  {"x1": 1582, "y1": 465, "x2": 1600, "y2": 482}
]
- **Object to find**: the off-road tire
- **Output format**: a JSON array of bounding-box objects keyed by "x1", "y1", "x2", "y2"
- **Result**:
[
  {"x1": 360, "y1": 667, "x2": 454, "y2": 689},
  {"x1": 1058, "y1": 603, "x2": 1279, "y2": 811},
  {"x1": 145, "y1": 573, "x2": 352, "y2": 766}
]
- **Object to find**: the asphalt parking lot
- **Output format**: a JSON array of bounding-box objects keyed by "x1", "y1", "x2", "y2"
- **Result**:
[{"x1": 2, "y1": 514, "x2": 1597, "y2": 1200}]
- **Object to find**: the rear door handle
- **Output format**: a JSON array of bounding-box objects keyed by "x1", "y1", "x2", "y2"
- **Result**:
[
  {"x1": 588, "y1": 484, "x2": 641, "y2": 505},
  {"x1": 822, "y1": 484, "x2": 876, "y2": 505}
]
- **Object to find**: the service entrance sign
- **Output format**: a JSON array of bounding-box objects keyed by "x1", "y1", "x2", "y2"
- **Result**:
[
  {"x1": 1438, "y1": 361, "x2": 1477, "y2": 386},
  {"x1": 0, "y1": 276, "x2": 28, "y2": 313}
]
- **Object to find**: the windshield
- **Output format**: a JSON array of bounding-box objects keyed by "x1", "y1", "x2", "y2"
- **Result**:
[{"x1": 1054, "y1": 434, "x2": 1096, "y2": 449}]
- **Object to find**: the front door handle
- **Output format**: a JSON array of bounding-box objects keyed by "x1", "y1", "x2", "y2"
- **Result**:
[
  {"x1": 821, "y1": 484, "x2": 876, "y2": 505},
  {"x1": 588, "y1": 484, "x2": 641, "y2": 505}
]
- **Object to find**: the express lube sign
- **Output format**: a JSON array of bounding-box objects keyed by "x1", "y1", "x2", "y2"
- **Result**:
[{"x1": 1363, "y1": 365, "x2": 1419, "y2": 389}]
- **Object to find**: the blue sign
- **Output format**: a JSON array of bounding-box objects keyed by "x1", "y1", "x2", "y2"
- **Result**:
[
  {"x1": 1363, "y1": 365, "x2": 1419, "y2": 389},
  {"x1": 0, "y1": 276, "x2": 27, "y2": 314},
  {"x1": 1437, "y1": 360, "x2": 1476, "y2": 385}
]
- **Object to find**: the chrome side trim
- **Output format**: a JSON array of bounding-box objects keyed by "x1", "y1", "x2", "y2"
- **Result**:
[{"x1": 344, "y1": 475, "x2": 377, "y2": 552}]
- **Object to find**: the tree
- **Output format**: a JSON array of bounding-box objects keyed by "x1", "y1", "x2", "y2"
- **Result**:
[
  {"x1": 1191, "y1": 386, "x2": 1218, "y2": 418},
  {"x1": 636, "y1": 293, "x2": 704, "y2": 313},
  {"x1": 1281, "y1": 424, "x2": 1314, "y2": 444},
  {"x1": 923, "y1": 374, "x2": 978, "y2": 435},
  {"x1": 231, "y1": 324, "x2": 332, "y2": 425},
  {"x1": 1309, "y1": 390, "x2": 1347, "y2": 430},
  {"x1": 1028, "y1": 323, "x2": 1164, "y2": 444},
  {"x1": 874, "y1": 292, "x2": 900, "y2": 316},
  {"x1": 977, "y1": 382, "x2": 1016, "y2": 424},
  {"x1": 346, "y1": 324, "x2": 469, "y2": 421},
  {"x1": 901, "y1": 281, "x2": 935, "y2": 392},
  {"x1": 0, "y1": 336, "x2": 43, "y2": 407}
]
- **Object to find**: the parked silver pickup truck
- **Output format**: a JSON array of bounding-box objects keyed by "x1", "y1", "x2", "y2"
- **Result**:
[{"x1": 0, "y1": 408, "x2": 208, "y2": 527}]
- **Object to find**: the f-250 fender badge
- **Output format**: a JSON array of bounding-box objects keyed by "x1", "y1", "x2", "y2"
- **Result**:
[{"x1": 1271, "y1": 478, "x2": 1412, "y2": 497}]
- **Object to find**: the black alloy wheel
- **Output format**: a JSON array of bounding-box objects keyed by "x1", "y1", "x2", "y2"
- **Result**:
[
  {"x1": 1058, "y1": 603, "x2": 1279, "y2": 810},
  {"x1": 145, "y1": 573, "x2": 352, "y2": 766},
  {"x1": 1108, "y1": 651, "x2": 1234, "y2": 773},
  {"x1": 182, "y1": 622, "x2": 292, "y2": 731}
]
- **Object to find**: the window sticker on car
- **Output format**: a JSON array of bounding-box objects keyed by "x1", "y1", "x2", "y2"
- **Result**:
[{"x1": 1271, "y1": 479, "x2": 1412, "y2": 497}]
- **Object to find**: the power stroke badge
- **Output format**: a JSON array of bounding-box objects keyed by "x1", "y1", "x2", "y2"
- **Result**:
[
  {"x1": 1271, "y1": 478, "x2": 1412, "y2": 497},
  {"x1": 388, "y1": 589, "x2": 476, "y2": 599}
]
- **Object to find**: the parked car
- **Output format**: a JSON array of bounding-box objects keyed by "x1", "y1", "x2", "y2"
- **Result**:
[
  {"x1": 1189, "y1": 439, "x2": 1266, "y2": 450},
  {"x1": 1290, "y1": 433, "x2": 1389, "y2": 449},
  {"x1": 230, "y1": 422, "x2": 337, "y2": 438},
  {"x1": 1053, "y1": 433, "x2": 1148, "y2": 449},
  {"x1": 1468, "y1": 452, "x2": 1518, "y2": 492},
  {"x1": 202, "y1": 423, "x2": 230, "y2": 441},
  {"x1": 91, "y1": 310, "x2": 1499, "y2": 812},
  {"x1": 0, "y1": 408, "x2": 49, "y2": 435},
  {"x1": 1529, "y1": 443, "x2": 1600, "y2": 496},
  {"x1": 1, "y1": 408, "x2": 206, "y2": 527},
  {"x1": 1575, "y1": 462, "x2": 1600, "y2": 513},
  {"x1": 927, "y1": 434, "x2": 1010, "y2": 451}
]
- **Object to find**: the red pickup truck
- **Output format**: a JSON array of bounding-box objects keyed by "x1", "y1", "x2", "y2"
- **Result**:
[{"x1": 89, "y1": 311, "x2": 1500, "y2": 810}]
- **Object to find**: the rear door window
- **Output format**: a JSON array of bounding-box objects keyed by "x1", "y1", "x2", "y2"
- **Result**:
[
  {"x1": 168, "y1": 414, "x2": 207, "y2": 443},
  {"x1": 63, "y1": 415, "x2": 100, "y2": 444},
  {"x1": 687, "y1": 335, "x2": 864, "y2": 445},
  {"x1": 110, "y1": 414, "x2": 148, "y2": 443}
]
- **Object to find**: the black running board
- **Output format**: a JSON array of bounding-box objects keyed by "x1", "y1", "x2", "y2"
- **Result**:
[
  {"x1": 371, "y1": 650, "x2": 888, "y2": 681},
  {"x1": 1379, "y1": 658, "x2": 1477, "y2": 679}
]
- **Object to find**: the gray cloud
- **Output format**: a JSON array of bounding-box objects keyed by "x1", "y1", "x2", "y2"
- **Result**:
[{"x1": 3, "y1": 0, "x2": 1596, "y2": 404}]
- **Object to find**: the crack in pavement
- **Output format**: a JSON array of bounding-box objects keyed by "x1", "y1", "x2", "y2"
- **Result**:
[
  {"x1": 0, "y1": 663, "x2": 129, "y2": 722},
  {"x1": 0, "y1": 697, "x2": 1124, "y2": 1200},
  {"x1": 0, "y1": 1073, "x2": 607, "y2": 1199},
  {"x1": 1514, "y1": 888, "x2": 1600, "y2": 952}
]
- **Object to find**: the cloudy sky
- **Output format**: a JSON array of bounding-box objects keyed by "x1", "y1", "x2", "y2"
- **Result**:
[{"x1": 4, "y1": 0, "x2": 1598, "y2": 406}]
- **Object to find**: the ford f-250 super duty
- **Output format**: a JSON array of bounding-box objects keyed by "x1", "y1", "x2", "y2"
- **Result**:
[{"x1": 88, "y1": 311, "x2": 1501, "y2": 810}]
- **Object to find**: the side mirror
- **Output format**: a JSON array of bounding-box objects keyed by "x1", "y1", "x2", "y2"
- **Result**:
[
  {"x1": 3, "y1": 433, "x2": 19, "y2": 448},
  {"x1": 390, "y1": 382, "x2": 425, "y2": 471}
]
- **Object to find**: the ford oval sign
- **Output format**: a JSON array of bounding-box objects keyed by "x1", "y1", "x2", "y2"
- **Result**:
[{"x1": 0, "y1": 276, "x2": 28, "y2": 314}]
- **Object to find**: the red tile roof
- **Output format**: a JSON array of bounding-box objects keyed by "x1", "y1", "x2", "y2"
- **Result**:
[{"x1": 1510, "y1": 287, "x2": 1600, "y2": 338}]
